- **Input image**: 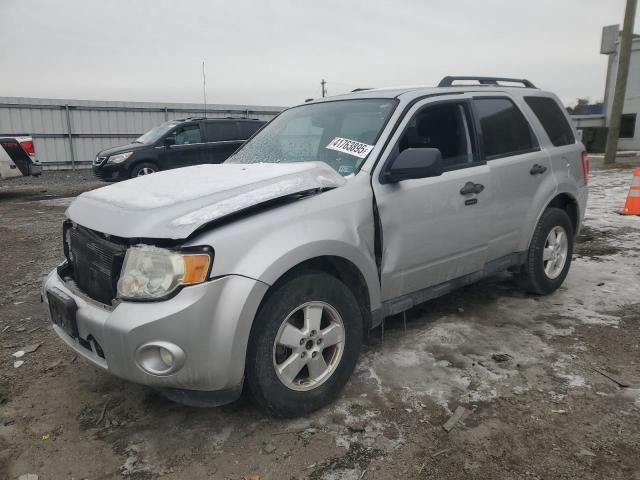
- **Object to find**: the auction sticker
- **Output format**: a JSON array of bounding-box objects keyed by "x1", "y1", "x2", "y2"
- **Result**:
[{"x1": 326, "y1": 137, "x2": 374, "y2": 159}]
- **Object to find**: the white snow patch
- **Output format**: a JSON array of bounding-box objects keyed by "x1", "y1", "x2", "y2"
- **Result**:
[
  {"x1": 37, "y1": 196, "x2": 75, "y2": 207},
  {"x1": 557, "y1": 373, "x2": 589, "y2": 389},
  {"x1": 321, "y1": 469, "x2": 362, "y2": 480}
]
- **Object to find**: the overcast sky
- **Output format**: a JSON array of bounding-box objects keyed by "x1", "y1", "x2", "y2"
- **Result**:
[{"x1": 1, "y1": 0, "x2": 638, "y2": 107}]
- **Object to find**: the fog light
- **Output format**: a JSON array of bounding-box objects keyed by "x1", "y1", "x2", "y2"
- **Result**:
[
  {"x1": 135, "y1": 341, "x2": 185, "y2": 376},
  {"x1": 159, "y1": 347, "x2": 174, "y2": 368}
]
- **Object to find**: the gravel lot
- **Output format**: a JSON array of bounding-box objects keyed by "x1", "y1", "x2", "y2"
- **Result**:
[{"x1": 1, "y1": 166, "x2": 639, "y2": 480}]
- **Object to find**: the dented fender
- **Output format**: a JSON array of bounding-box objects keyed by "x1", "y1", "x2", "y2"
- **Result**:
[{"x1": 188, "y1": 173, "x2": 382, "y2": 312}]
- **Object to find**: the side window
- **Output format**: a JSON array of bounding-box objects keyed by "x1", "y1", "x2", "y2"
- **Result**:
[
  {"x1": 205, "y1": 122, "x2": 240, "y2": 142},
  {"x1": 169, "y1": 124, "x2": 202, "y2": 145},
  {"x1": 525, "y1": 96, "x2": 575, "y2": 146},
  {"x1": 397, "y1": 102, "x2": 475, "y2": 169},
  {"x1": 239, "y1": 121, "x2": 263, "y2": 139},
  {"x1": 620, "y1": 114, "x2": 636, "y2": 139},
  {"x1": 475, "y1": 98, "x2": 536, "y2": 159}
]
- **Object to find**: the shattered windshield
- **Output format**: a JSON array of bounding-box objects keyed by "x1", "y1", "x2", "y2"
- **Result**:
[
  {"x1": 136, "y1": 122, "x2": 178, "y2": 144},
  {"x1": 227, "y1": 99, "x2": 396, "y2": 175}
]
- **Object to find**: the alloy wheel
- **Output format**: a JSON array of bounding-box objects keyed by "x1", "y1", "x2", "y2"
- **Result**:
[
  {"x1": 137, "y1": 167, "x2": 156, "y2": 176},
  {"x1": 272, "y1": 301, "x2": 346, "y2": 391},
  {"x1": 543, "y1": 226, "x2": 569, "y2": 279}
]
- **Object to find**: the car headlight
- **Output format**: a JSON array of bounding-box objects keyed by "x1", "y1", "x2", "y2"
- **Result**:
[
  {"x1": 107, "y1": 151, "x2": 134, "y2": 164},
  {"x1": 117, "y1": 246, "x2": 212, "y2": 300}
]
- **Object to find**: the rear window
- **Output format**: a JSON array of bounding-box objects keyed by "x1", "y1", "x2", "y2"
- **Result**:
[
  {"x1": 205, "y1": 121, "x2": 240, "y2": 142},
  {"x1": 474, "y1": 98, "x2": 537, "y2": 159},
  {"x1": 525, "y1": 96, "x2": 575, "y2": 146}
]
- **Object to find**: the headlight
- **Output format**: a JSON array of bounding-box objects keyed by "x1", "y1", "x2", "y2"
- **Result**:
[
  {"x1": 107, "y1": 151, "x2": 134, "y2": 164},
  {"x1": 117, "y1": 246, "x2": 212, "y2": 300}
]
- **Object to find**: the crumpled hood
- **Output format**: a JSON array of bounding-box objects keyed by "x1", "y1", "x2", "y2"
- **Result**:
[{"x1": 67, "y1": 162, "x2": 346, "y2": 239}]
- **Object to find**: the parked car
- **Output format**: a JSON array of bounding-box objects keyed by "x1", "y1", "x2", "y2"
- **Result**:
[
  {"x1": 0, "y1": 135, "x2": 42, "y2": 180},
  {"x1": 44, "y1": 76, "x2": 588, "y2": 416},
  {"x1": 92, "y1": 117, "x2": 266, "y2": 181}
]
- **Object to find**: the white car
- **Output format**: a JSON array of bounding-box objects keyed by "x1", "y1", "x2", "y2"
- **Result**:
[{"x1": 0, "y1": 135, "x2": 42, "y2": 180}]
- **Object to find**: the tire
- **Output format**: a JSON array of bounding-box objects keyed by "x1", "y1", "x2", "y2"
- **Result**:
[
  {"x1": 518, "y1": 207, "x2": 574, "y2": 295},
  {"x1": 246, "y1": 271, "x2": 363, "y2": 417},
  {"x1": 130, "y1": 162, "x2": 159, "y2": 178}
]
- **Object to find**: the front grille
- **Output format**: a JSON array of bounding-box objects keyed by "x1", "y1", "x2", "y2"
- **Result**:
[
  {"x1": 67, "y1": 225, "x2": 127, "y2": 305},
  {"x1": 94, "y1": 155, "x2": 107, "y2": 166}
]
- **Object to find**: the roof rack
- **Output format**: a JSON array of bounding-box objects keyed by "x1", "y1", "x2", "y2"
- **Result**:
[
  {"x1": 351, "y1": 88, "x2": 373, "y2": 92},
  {"x1": 174, "y1": 116, "x2": 262, "y2": 122},
  {"x1": 438, "y1": 76, "x2": 536, "y2": 88},
  {"x1": 222, "y1": 116, "x2": 262, "y2": 121}
]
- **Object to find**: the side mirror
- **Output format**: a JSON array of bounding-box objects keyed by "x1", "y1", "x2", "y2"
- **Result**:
[
  {"x1": 164, "y1": 136, "x2": 175, "y2": 147},
  {"x1": 381, "y1": 148, "x2": 443, "y2": 184}
]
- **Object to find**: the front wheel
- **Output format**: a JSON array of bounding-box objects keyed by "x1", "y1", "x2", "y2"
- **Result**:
[
  {"x1": 246, "y1": 271, "x2": 363, "y2": 417},
  {"x1": 130, "y1": 162, "x2": 159, "y2": 178},
  {"x1": 518, "y1": 207, "x2": 574, "y2": 295}
]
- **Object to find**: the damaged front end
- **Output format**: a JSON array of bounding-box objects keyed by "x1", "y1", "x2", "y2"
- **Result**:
[{"x1": 60, "y1": 221, "x2": 215, "y2": 307}]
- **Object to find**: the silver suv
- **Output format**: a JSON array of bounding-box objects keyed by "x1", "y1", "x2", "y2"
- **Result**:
[{"x1": 43, "y1": 76, "x2": 589, "y2": 416}]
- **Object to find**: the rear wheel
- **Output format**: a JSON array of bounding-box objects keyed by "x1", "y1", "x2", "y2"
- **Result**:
[
  {"x1": 518, "y1": 207, "x2": 573, "y2": 295},
  {"x1": 130, "y1": 162, "x2": 159, "y2": 178},
  {"x1": 246, "y1": 271, "x2": 363, "y2": 417}
]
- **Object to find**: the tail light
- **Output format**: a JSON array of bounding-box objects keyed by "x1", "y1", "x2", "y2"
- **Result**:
[
  {"x1": 581, "y1": 151, "x2": 589, "y2": 185},
  {"x1": 19, "y1": 139, "x2": 35, "y2": 156}
]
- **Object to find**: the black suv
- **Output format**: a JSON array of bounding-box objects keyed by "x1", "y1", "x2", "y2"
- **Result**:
[{"x1": 92, "y1": 117, "x2": 266, "y2": 181}]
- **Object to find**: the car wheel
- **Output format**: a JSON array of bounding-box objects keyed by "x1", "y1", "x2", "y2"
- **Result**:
[
  {"x1": 246, "y1": 271, "x2": 363, "y2": 417},
  {"x1": 518, "y1": 207, "x2": 573, "y2": 295},
  {"x1": 130, "y1": 162, "x2": 159, "y2": 178}
]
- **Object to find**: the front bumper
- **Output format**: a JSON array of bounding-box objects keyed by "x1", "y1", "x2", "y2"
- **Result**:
[
  {"x1": 92, "y1": 162, "x2": 128, "y2": 181},
  {"x1": 43, "y1": 267, "x2": 269, "y2": 398}
]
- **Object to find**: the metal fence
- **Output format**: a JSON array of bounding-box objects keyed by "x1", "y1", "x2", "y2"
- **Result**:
[{"x1": 0, "y1": 97, "x2": 284, "y2": 169}]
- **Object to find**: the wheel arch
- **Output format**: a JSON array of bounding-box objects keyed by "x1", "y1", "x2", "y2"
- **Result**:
[
  {"x1": 267, "y1": 255, "x2": 376, "y2": 334},
  {"x1": 523, "y1": 191, "x2": 580, "y2": 252},
  {"x1": 545, "y1": 193, "x2": 579, "y2": 235},
  {"x1": 129, "y1": 159, "x2": 159, "y2": 176}
]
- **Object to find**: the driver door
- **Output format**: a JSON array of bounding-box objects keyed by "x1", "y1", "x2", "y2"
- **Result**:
[
  {"x1": 372, "y1": 96, "x2": 492, "y2": 302},
  {"x1": 159, "y1": 123, "x2": 204, "y2": 169}
]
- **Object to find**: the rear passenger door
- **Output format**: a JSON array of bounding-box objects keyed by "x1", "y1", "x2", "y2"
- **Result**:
[
  {"x1": 203, "y1": 121, "x2": 243, "y2": 164},
  {"x1": 472, "y1": 95, "x2": 550, "y2": 261}
]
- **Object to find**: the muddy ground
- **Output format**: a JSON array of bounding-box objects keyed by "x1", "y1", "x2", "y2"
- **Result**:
[{"x1": 1, "y1": 166, "x2": 639, "y2": 480}]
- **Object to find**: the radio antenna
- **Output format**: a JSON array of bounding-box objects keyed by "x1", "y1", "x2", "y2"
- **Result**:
[{"x1": 202, "y1": 61, "x2": 207, "y2": 118}]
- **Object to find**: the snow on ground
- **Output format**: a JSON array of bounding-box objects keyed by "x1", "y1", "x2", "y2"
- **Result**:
[{"x1": 585, "y1": 167, "x2": 638, "y2": 231}]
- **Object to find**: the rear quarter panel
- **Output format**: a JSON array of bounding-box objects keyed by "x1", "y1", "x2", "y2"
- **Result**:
[{"x1": 516, "y1": 92, "x2": 587, "y2": 250}]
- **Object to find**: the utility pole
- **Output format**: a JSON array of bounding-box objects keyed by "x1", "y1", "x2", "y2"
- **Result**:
[
  {"x1": 321, "y1": 79, "x2": 327, "y2": 98},
  {"x1": 604, "y1": 0, "x2": 637, "y2": 165}
]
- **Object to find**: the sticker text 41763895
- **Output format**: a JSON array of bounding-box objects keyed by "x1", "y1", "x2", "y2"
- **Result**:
[{"x1": 325, "y1": 137, "x2": 374, "y2": 159}]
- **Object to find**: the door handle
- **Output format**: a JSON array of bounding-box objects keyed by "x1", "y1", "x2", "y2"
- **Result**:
[
  {"x1": 530, "y1": 163, "x2": 547, "y2": 175},
  {"x1": 460, "y1": 181, "x2": 484, "y2": 195}
]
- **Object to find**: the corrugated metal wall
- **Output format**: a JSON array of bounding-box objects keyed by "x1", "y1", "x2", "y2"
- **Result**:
[{"x1": 0, "y1": 97, "x2": 284, "y2": 169}]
